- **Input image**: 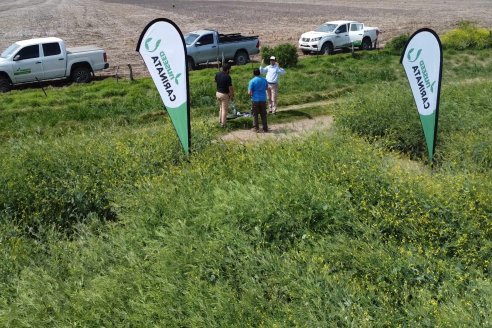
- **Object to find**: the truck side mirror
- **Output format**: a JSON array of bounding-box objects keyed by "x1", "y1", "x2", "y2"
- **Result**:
[
  {"x1": 196, "y1": 41, "x2": 202, "y2": 46},
  {"x1": 13, "y1": 55, "x2": 20, "y2": 61}
]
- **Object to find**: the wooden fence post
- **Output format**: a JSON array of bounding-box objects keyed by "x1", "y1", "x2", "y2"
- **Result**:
[{"x1": 128, "y1": 64, "x2": 134, "y2": 81}]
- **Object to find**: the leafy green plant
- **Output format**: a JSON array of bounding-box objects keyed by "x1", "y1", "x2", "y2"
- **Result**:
[
  {"x1": 383, "y1": 34, "x2": 410, "y2": 55},
  {"x1": 442, "y1": 21, "x2": 492, "y2": 50},
  {"x1": 261, "y1": 43, "x2": 298, "y2": 67}
]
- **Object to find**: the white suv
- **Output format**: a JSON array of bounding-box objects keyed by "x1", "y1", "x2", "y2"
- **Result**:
[{"x1": 299, "y1": 20, "x2": 380, "y2": 55}]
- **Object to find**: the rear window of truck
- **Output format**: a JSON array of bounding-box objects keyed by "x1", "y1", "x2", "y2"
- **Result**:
[{"x1": 43, "y1": 43, "x2": 61, "y2": 56}]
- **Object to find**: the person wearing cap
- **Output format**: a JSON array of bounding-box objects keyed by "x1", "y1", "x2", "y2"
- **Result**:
[
  {"x1": 214, "y1": 63, "x2": 234, "y2": 128},
  {"x1": 248, "y1": 68, "x2": 269, "y2": 133},
  {"x1": 259, "y1": 55, "x2": 286, "y2": 114}
]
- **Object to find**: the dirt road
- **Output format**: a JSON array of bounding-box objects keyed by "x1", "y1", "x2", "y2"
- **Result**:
[{"x1": 1, "y1": 0, "x2": 491, "y2": 76}]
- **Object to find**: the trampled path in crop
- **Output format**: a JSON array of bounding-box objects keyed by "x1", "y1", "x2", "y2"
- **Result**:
[{"x1": 220, "y1": 100, "x2": 335, "y2": 142}]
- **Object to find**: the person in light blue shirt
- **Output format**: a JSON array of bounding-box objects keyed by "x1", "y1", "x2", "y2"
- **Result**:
[
  {"x1": 259, "y1": 55, "x2": 286, "y2": 114},
  {"x1": 248, "y1": 68, "x2": 269, "y2": 132}
]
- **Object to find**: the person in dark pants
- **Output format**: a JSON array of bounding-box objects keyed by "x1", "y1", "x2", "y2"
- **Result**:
[
  {"x1": 248, "y1": 68, "x2": 268, "y2": 132},
  {"x1": 214, "y1": 63, "x2": 234, "y2": 127}
]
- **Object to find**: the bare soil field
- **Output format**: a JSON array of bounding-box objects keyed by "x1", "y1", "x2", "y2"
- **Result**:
[{"x1": 1, "y1": 0, "x2": 491, "y2": 76}]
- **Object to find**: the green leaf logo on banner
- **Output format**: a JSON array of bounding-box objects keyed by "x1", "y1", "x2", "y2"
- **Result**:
[
  {"x1": 145, "y1": 38, "x2": 161, "y2": 53},
  {"x1": 407, "y1": 48, "x2": 422, "y2": 62},
  {"x1": 174, "y1": 73, "x2": 182, "y2": 85}
]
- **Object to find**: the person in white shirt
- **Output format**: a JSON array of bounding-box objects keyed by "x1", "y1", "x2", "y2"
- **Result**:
[{"x1": 259, "y1": 56, "x2": 286, "y2": 114}]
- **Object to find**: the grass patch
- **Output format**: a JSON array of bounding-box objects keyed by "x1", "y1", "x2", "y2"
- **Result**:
[
  {"x1": 1, "y1": 134, "x2": 490, "y2": 326},
  {"x1": 0, "y1": 44, "x2": 491, "y2": 326}
]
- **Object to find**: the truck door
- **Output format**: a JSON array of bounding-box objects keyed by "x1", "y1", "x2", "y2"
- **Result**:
[
  {"x1": 349, "y1": 23, "x2": 364, "y2": 47},
  {"x1": 333, "y1": 24, "x2": 350, "y2": 48},
  {"x1": 194, "y1": 33, "x2": 217, "y2": 64},
  {"x1": 42, "y1": 42, "x2": 66, "y2": 79},
  {"x1": 12, "y1": 44, "x2": 44, "y2": 83}
]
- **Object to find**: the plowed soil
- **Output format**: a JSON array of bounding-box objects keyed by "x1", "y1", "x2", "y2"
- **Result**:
[{"x1": 1, "y1": 0, "x2": 491, "y2": 76}]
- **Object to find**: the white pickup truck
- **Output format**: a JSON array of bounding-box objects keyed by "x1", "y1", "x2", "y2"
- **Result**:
[
  {"x1": 0, "y1": 37, "x2": 109, "y2": 92},
  {"x1": 299, "y1": 20, "x2": 380, "y2": 55},
  {"x1": 184, "y1": 29, "x2": 260, "y2": 70}
]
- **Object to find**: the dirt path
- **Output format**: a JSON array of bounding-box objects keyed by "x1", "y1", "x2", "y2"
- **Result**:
[
  {"x1": 220, "y1": 115, "x2": 334, "y2": 142},
  {"x1": 220, "y1": 100, "x2": 335, "y2": 142}
]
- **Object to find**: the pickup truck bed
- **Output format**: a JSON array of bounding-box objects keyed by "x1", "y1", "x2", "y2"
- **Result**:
[
  {"x1": 67, "y1": 45, "x2": 104, "y2": 53},
  {"x1": 218, "y1": 34, "x2": 258, "y2": 43}
]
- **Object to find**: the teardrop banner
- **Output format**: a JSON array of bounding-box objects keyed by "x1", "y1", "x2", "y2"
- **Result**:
[
  {"x1": 137, "y1": 18, "x2": 191, "y2": 154},
  {"x1": 400, "y1": 28, "x2": 443, "y2": 163}
]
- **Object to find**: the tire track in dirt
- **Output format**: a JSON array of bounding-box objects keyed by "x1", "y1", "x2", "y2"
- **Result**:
[{"x1": 0, "y1": 0, "x2": 49, "y2": 12}]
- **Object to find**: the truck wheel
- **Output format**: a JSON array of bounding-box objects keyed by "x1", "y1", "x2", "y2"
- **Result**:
[
  {"x1": 0, "y1": 76, "x2": 12, "y2": 93},
  {"x1": 234, "y1": 50, "x2": 249, "y2": 65},
  {"x1": 71, "y1": 66, "x2": 92, "y2": 83},
  {"x1": 320, "y1": 42, "x2": 333, "y2": 55},
  {"x1": 187, "y1": 57, "x2": 195, "y2": 71},
  {"x1": 361, "y1": 38, "x2": 373, "y2": 51}
]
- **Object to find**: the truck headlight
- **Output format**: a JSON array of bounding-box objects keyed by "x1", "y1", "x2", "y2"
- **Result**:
[{"x1": 312, "y1": 37, "x2": 322, "y2": 42}]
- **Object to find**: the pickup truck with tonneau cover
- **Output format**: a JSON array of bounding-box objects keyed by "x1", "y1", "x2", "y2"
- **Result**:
[
  {"x1": 0, "y1": 37, "x2": 109, "y2": 92},
  {"x1": 184, "y1": 29, "x2": 260, "y2": 70}
]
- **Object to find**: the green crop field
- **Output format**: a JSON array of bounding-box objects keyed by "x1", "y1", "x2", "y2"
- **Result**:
[{"x1": 1, "y1": 32, "x2": 491, "y2": 326}]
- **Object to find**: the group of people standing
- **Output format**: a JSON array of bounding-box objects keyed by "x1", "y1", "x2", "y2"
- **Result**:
[{"x1": 214, "y1": 56, "x2": 286, "y2": 132}]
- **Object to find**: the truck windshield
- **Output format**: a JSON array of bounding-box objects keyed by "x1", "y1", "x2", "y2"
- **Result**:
[
  {"x1": 184, "y1": 33, "x2": 199, "y2": 45},
  {"x1": 315, "y1": 24, "x2": 337, "y2": 33},
  {"x1": 1, "y1": 43, "x2": 20, "y2": 58}
]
